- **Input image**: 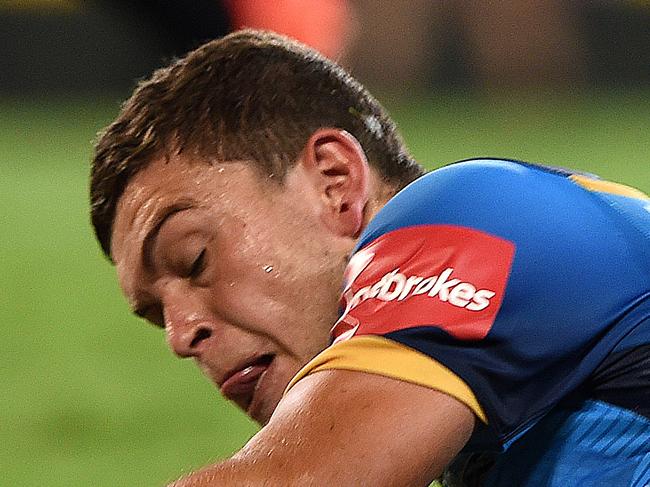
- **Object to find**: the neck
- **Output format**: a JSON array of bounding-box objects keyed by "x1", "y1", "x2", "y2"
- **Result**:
[{"x1": 358, "y1": 170, "x2": 397, "y2": 237}]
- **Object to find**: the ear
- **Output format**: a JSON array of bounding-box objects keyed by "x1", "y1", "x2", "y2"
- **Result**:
[{"x1": 299, "y1": 128, "x2": 370, "y2": 238}]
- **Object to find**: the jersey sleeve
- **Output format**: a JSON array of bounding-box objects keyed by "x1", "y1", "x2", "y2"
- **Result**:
[{"x1": 288, "y1": 159, "x2": 650, "y2": 447}]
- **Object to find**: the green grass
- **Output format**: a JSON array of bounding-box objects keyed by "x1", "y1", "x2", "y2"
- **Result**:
[{"x1": 1, "y1": 91, "x2": 648, "y2": 486}]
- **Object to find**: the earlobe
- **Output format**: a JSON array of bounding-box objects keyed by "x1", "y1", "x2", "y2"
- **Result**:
[{"x1": 301, "y1": 129, "x2": 370, "y2": 238}]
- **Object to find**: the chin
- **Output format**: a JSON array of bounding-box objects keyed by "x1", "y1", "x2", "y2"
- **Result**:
[
  {"x1": 251, "y1": 354, "x2": 324, "y2": 425},
  {"x1": 251, "y1": 402, "x2": 275, "y2": 425},
  {"x1": 248, "y1": 384, "x2": 284, "y2": 425},
  {"x1": 247, "y1": 360, "x2": 294, "y2": 425}
]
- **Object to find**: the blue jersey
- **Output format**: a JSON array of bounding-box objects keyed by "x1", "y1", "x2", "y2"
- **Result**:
[{"x1": 289, "y1": 158, "x2": 650, "y2": 485}]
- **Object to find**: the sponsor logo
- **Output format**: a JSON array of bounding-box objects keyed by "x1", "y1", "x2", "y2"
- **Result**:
[
  {"x1": 345, "y1": 267, "x2": 495, "y2": 313},
  {"x1": 331, "y1": 224, "x2": 515, "y2": 343}
]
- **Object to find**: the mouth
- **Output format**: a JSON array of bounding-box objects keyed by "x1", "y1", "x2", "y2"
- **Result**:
[{"x1": 220, "y1": 353, "x2": 275, "y2": 415}]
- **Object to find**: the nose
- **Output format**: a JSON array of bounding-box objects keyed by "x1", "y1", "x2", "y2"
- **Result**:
[
  {"x1": 161, "y1": 287, "x2": 216, "y2": 358},
  {"x1": 166, "y1": 320, "x2": 215, "y2": 358}
]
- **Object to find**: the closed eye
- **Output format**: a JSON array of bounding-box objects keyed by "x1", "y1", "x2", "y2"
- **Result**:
[
  {"x1": 134, "y1": 305, "x2": 165, "y2": 329},
  {"x1": 189, "y1": 248, "x2": 206, "y2": 279}
]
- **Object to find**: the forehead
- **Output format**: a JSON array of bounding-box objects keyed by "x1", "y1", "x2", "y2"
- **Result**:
[{"x1": 110, "y1": 155, "x2": 269, "y2": 276}]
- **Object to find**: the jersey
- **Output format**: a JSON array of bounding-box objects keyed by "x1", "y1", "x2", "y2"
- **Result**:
[{"x1": 288, "y1": 158, "x2": 650, "y2": 486}]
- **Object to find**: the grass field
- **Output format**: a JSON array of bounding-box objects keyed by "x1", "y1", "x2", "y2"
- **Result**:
[{"x1": 1, "y1": 91, "x2": 649, "y2": 487}]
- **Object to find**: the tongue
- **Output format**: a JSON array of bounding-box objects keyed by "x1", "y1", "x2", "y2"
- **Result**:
[{"x1": 220, "y1": 363, "x2": 268, "y2": 400}]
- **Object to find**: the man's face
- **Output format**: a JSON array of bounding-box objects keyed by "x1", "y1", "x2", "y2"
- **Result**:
[{"x1": 111, "y1": 155, "x2": 353, "y2": 424}]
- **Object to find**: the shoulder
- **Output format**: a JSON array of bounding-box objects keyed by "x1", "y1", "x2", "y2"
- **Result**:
[{"x1": 359, "y1": 158, "x2": 571, "y2": 249}]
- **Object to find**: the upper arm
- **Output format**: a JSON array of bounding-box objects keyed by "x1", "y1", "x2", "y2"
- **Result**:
[
  {"x1": 169, "y1": 369, "x2": 474, "y2": 487},
  {"x1": 242, "y1": 368, "x2": 475, "y2": 486}
]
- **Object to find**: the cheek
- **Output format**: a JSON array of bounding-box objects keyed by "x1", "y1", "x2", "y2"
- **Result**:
[
  {"x1": 207, "y1": 268, "x2": 330, "y2": 359},
  {"x1": 211, "y1": 217, "x2": 301, "y2": 304},
  {"x1": 211, "y1": 273, "x2": 291, "y2": 334},
  {"x1": 205, "y1": 214, "x2": 337, "y2": 353}
]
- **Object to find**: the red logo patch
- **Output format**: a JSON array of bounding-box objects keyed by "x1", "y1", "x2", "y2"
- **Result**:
[{"x1": 332, "y1": 225, "x2": 515, "y2": 343}]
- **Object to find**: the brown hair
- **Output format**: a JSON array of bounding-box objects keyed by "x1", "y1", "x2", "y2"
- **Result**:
[{"x1": 90, "y1": 29, "x2": 423, "y2": 258}]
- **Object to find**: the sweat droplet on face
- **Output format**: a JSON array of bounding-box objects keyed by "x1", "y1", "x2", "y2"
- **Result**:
[{"x1": 263, "y1": 265, "x2": 273, "y2": 273}]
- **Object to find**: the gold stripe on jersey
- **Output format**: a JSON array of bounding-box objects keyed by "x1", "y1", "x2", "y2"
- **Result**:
[
  {"x1": 286, "y1": 335, "x2": 487, "y2": 424},
  {"x1": 569, "y1": 174, "x2": 649, "y2": 201}
]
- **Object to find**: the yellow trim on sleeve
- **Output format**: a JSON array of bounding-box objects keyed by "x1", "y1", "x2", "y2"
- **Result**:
[
  {"x1": 569, "y1": 174, "x2": 649, "y2": 201},
  {"x1": 286, "y1": 336, "x2": 487, "y2": 424}
]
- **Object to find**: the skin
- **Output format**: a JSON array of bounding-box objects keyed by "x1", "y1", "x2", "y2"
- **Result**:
[
  {"x1": 111, "y1": 129, "x2": 475, "y2": 485},
  {"x1": 170, "y1": 371, "x2": 474, "y2": 486}
]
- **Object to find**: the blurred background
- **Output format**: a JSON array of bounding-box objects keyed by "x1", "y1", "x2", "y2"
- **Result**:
[{"x1": 1, "y1": 1, "x2": 649, "y2": 486}]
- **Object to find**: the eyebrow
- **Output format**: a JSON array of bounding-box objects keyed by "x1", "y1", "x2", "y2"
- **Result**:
[{"x1": 141, "y1": 201, "x2": 195, "y2": 272}]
